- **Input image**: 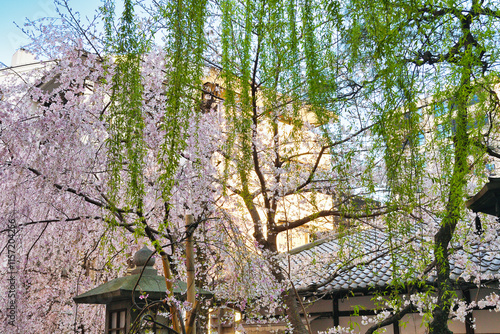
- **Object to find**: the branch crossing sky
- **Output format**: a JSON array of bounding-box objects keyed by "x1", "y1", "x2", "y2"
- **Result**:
[{"x1": 0, "y1": 0, "x2": 102, "y2": 66}]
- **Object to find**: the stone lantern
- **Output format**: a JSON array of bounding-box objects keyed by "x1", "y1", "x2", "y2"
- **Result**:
[{"x1": 74, "y1": 246, "x2": 209, "y2": 333}]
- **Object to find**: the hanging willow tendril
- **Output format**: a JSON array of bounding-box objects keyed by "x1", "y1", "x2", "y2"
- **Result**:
[
  {"x1": 104, "y1": 0, "x2": 148, "y2": 229},
  {"x1": 103, "y1": 0, "x2": 208, "y2": 231},
  {"x1": 159, "y1": 0, "x2": 208, "y2": 210}
]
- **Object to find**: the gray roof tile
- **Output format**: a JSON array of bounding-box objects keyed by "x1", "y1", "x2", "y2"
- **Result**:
[{"x1": 290, "y1": 228, "x2": 500, "y2": 294}]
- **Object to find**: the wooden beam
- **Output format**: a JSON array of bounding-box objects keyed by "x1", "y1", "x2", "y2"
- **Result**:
[
  {"x1": 463, "y1": 289, "x2": 475, "y2": 334},
  {"x1": 186, "y1": 214, "x2": 196, "y2": 334},
  {"x1": 393, "y1": 321, "x2": 400, "y2": 334},
  {"x1": 333, "y1": 297, "x2": 339, "y2": 327}
]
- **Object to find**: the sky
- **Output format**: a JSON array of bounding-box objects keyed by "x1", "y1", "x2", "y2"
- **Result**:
[{"x1": 0, "y1": 0, "x2": 103, "y2": 66}]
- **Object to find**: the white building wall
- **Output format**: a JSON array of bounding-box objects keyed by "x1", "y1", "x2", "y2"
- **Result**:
[{"x1": 305, "y1": 291, "x2": 500, "y2": 334}]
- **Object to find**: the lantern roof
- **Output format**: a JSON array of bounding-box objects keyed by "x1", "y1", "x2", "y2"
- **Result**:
[
  {"x1": 466, "y1": 177, "x2": 500, "y2": 217},
  {"x1": 73, "y1": 246, "x2": 212, "y2": 304}
]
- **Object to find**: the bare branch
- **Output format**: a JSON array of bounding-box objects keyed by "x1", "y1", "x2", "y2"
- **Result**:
[
  {"x1": 365, "y1": 304, "x2": 416, "y2": 334},
  {"x1": 0, "y1": 216, "x2": 102, "y2": 234},
  {"x1": 274, "y1": 207, "x2": 392, "y2": 233},
  {"x1": 26, "y1": 166, "x2": 134, "y2": 214}
]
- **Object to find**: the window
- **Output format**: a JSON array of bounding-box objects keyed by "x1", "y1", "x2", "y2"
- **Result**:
[
  {"x1": 108, "y1": 309, "x2": 127, "y2": 334},
  {"x1": 434, "y1": 102, "x2": 449, "y2": 117},
  {"x1": 417, "y1": 132, "x2": 425, "y2": 146},
  {"x1": 200, "y1": 82, "x2": 223, "y2": 113},
  {"x1": 468, "y1": 114, "x2": 489, "y2": 130},
  {"x1": 436, "y1": 123, "x2": 449, "y2": 139},
  {"x1": 404, "y1": 132, "x2": 426, "y2": 148},
  {"x1": 434, "y1": 100, "x2": 460, "y2": 117},
  {"x1": 404, "y1": 107, "x2": 424, "y2": 121},
  {"x1": 486, "y1": 163, "x2": 496, "y2": 175},
  {"x1": 468, "y1": 94, "x2": 480, "y2": 106}
]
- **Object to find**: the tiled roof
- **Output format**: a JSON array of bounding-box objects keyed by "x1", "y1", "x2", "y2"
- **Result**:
[{"x1": 289, "y1": 228, "x2": 500, "y2": 295}]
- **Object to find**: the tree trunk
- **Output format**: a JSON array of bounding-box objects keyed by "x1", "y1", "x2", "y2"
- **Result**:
[
  {"x1": 429, "y1": 62, "x2": 471, "y2": 334},
  {"x1": 282, "y1": 289, "x2": 309, "y2": 334},
  {"x1": 270, "y1": 260, "x2": 308, "y2": 334}
]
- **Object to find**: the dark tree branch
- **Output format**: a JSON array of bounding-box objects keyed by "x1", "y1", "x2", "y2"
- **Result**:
[
  {"x1": 365, "y1": 304, "x2": 416, "y2": 334},
  {"x1": 25, "y1": 222, "x2": 49, "y2": 265},
  {"x1": 475, "y1": 141, "x2": 500, "y2": 159},
  {"x1": 284, "y1": 123, "x2": 375, "y2": 196},
  {"x1": 274, "y1": 207, "x2": 392, "y2": 233}
]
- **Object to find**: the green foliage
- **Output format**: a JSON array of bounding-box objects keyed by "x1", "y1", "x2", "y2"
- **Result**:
[
  {"x1": 159, "y1": 0, "x2": 208, "y2": 204},
  {"x1": 344, "y1": 0, "x2": 500, "y2": 228},
  {"x1": 342, "y1": 0, "x2": 500, "y2": 331},
  {"x1": 103, "y1": 0, "x2": 148, "y2": 224},
  {"x1": 96, "y1": 1, "x2": 500, "y2": 331},
  {"x1": 209, "y1": 0, "x2": 350, "y2": 209},
  {"x1": 102, "y1": 0, "x2": 208, "y2": 230}
]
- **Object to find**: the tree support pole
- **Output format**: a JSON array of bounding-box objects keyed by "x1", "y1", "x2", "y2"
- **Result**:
[
  {"x1": 185, "y1": 214, "x2": 196, "y2": 334},
  {"x1": 160, "y1": 250, "x2": 182, "y2": 333}
]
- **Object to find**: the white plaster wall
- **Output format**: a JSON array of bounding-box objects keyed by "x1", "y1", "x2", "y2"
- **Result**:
[
  {"x1": 310, "y1": 318, "x2": 334, "y2": 333},
  {"x1": 339, "y1": 315, "x2": 394, "y2": 334},
  {"x1": 305, "y1": 299, "x2": 333, "y2": 313},
  {"x1": 338, "y1": 295, "x2": 377, "y2": 312},
  {"x1": 473, "y1": 309, "x2": 500, "y2": 333}
]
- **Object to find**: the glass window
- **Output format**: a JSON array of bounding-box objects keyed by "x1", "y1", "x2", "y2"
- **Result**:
[
  {"x1": 486, "y1": 163, "x2": 495, "y2": 174},
  {"x1": 108, "y1": 309, "x2": 127, "y2": 334},
  {"x1": 119, "y1": 311, "x2": 126, "y2": 328},
  {"x1": 436, "y1": 123, "x2": 449, "y2": 139},
  {"x1": 417, "y1": 132, "x2": 425, "y2": 146},
  {"x1": 468, "y1": 94, "x2": 480, "y2": 106},
  {"x1": 434, "y1": 102, "x2": 448, "y2": 117},
  {"x1": 467, "y1": 114, "x2": 489, "y2": 130}
]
